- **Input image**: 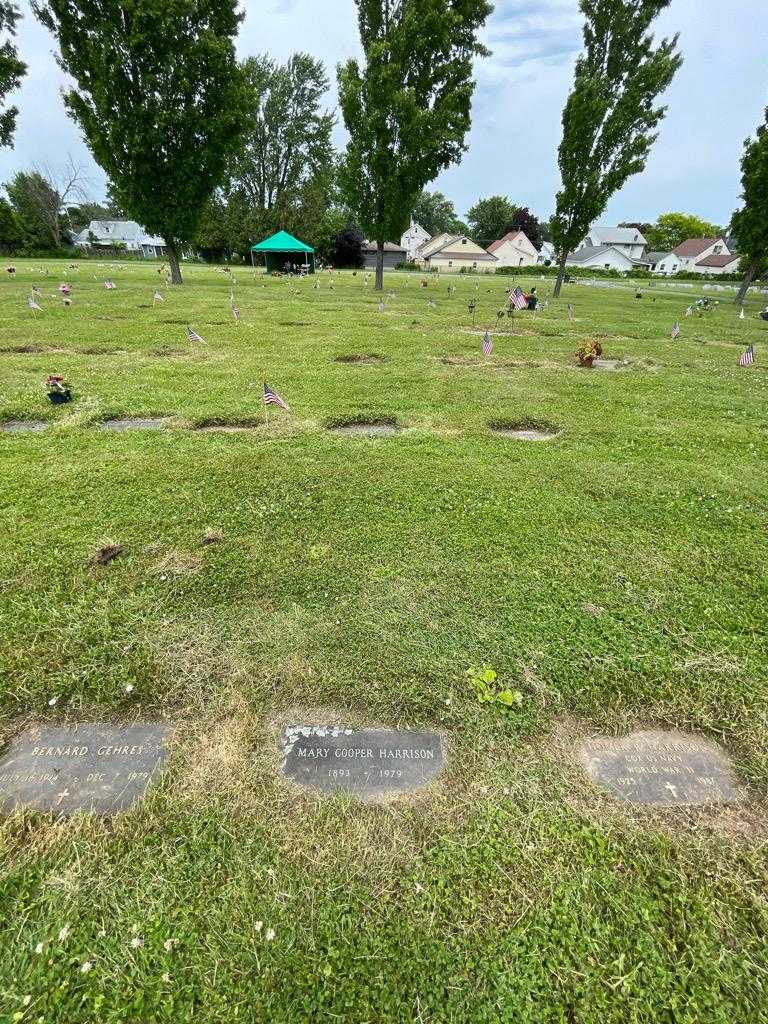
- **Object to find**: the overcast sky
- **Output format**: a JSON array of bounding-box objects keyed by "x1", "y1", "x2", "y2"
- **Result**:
[{"x1": 2, "y1": 0, "x2": 766, "y2": 227}]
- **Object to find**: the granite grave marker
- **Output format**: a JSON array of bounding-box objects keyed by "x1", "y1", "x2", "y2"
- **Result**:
[
  {"x1": 0, "y1": 722, "x2": 173, "y2": 815},
  {"x1": 282, "y1": 726, "x2": 443, "y2": 798},
  {"x1": 580, "y1": 730, "x2": 739, "y2": 806}
]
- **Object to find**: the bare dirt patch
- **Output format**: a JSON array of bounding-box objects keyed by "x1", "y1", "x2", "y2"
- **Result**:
[
  {"x1": 92, "y1": 543, "x2": 124, "y2": 566},
  {"x1": 328, "y1": 417, "x2": 400, "y2": 437},
  {"x1": 334, "y1": 353, "x2": 387, "y2": 364},
  {"x1": 489, "y1": 418, "x2": 560, "y2": 441},
  {"x1": 0, "y1": 419, "x2": 48, "y2": 433}
]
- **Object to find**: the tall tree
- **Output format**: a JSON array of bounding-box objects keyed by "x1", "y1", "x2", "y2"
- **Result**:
[
  {"x1": 550, "y1": 0, "x2": 682, "y2": 296},
  {"x1": 0, "y1": 195, "x2": 21, "y2": 250},
  {"x1": 466, "y1": 195, "x2": 516, "y2": 245},
  {"x1": 505, "y1": 206, "x2": 542, "y2": 249},
  {"x1": 731, "y1": 107, "x2": 768, "y2": 305},
  {"x1": 410, "y1": 189, "x2": 462, "y2": 237},
  {"x1": 338, "y1": 0, "x2": 492, "y2": 289},
  {"x1": 231, "y1": 53, "x2": 335, "y2": 214},
  {"x1": 0, "y1": 2, "x2": 26, "y2": 148},
  {"x1": 6, "y1": 161, "x2": 86, "y2": 248},
  {"x1": 645, "y1": 212, "x2": 722, "y2": 251},
  {"x1": 33, "y1": 0, "x2": 248, "y2": 284}
]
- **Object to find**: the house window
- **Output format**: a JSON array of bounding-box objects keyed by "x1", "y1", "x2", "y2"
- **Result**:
[
  {"x1": 473, "y1": 262, "x2": 477, "y2": 268},
  {"x1": 604, "y1": 264, "x2": 610, "y2": 269},
  {"x1": 461, "y1": 238, "x2": 467, "y2": 244},
  {"x1": 713, "y1": 244, "x2": 722, "y2": 254},
  {"x1": 448, "y1": 261, "x2": 452, "y2": 267}
]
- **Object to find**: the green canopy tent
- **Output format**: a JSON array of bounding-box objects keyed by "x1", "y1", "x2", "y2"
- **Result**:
[{"x1": 250, "y1": 230, "x2": 315, "y2": 274}]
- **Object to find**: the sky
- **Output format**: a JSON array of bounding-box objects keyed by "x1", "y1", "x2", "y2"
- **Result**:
[{"x1": 2, "y1": 0, "x2": 766, "y2": 228}]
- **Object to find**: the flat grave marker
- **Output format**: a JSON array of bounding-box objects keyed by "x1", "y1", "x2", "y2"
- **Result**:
[
  {"x1": 0, "y1": 722, "x2": 173, "y2": 815},
  {"x1": 97, "y1": 417, "x2": 170, "y2": 431},
  {"x1": 580, "y1": 730, "x2": 740, "y2": 806},
  {"x1": 282, "y1": 725, "x2": 443, "y2": 799},
  {"x1": 0, "y1": 420, "x2": 48, "y2": 433}
]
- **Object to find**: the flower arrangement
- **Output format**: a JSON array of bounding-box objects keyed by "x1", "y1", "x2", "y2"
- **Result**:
[
  {"x1": 46, "y1": 374, "x2": 72, "y2": 404},
  {"x1": 575, "y1": 339, "x2": 603, "y2": 368}
]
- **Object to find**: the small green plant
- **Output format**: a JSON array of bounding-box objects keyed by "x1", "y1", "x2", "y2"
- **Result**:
[{"x1": 466, "y1": 665, "x2": 523, "y2": 707}]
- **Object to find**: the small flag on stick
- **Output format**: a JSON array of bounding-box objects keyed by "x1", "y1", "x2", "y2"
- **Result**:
[
  {"x1": 186, "y1": 326, "x2": 205, "y2": 343},
  {"x1": 153, "y1": 291, "x2": 164, "y2": 306},
  {"x1": 28, "y1": 296, "x2": 42, "y2": 313},
  {"x1": 482, "y1": 330, "x2": 493, "y2": 357},
  {"x1": 509, "y1": 286, "x2": 527, "y2": 310},
  {"x1": 739, "y1": 344, "x2": 755, "y2": 367},
  {"x1": 232, "y1": 305, "x2": 240, "y2": 322},
  {"x1": 739, "y1": 307, "x2": 745, "y2": 320},
  {"x1": 567, "y1": 303, "x2": 574, "y2": 321},
  {"x1": 263, "y1": 381, "x2": 290, "y2": 413},
  {"x1": 671, "y1": 321, "x2": 680, "y2": 339}
]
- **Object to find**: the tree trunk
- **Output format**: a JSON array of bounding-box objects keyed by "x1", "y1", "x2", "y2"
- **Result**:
[
  {"x1": 375, "y1": 240, "x2": 384, "y2": 291},
  {"x1": 735, "y1": 255, "x2": 760, "y2": 305},
  {"x1": 553, "y1": 252, "x2": 567, "y2": 298},
  {"x1": 167, "y1": 240, "x2": 183, "y2": 285}
]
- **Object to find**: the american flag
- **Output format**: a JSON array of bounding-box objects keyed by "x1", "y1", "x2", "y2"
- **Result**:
[
  {"x1": 671, "y1": 322, "x2": 680, "y2": 339},
  {"x1": 263, "y1": 381, "x2": 290, "y2": 411},
  {"x1": 685, "y1": 305, "x2": 693, "y2": 317},
  {"x1": 509, "y1": 286, "x2": 527, "y2": 310},
  {"x1": 378, "y1": 300, "x2": 385, "y2": 312},
  {"x1": 153, "y1": 291, "x2": 164, "y2": 306},
  {"x1": 739, "y1": 307, "x2": 745, "y2": 320},
  {"x1": 739, "y1": 344, "x2": 755, "y2": 367},
  {"x1": 104, "y1": 279, "x2": 116, "y2": 290},
  {"x1": 187, "y1": 326, "x2": 205, "y2": 343},
  {"x1": 482, "y1": 330, "x2": 493, "y2": 356},
  {"x1": 232, "y1": 305, "x2": 240, "y2": 322},
  {"x1": 28, "y1": 296, "x2": 42, "y2": 312},
  {"x1": 567, "y1": 303, "x2": 574, "y2": 321}
]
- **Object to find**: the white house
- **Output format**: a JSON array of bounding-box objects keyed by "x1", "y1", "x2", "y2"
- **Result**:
[
  {"x1": 581, "y1": 226, "x2": 647, "y2": 260},
  {"x1": 418, "y1": 233, "x2": 497, "y2": 272},
  {"x1": 647, "y1": 251, "x2": 681, "y2": 276},
  {"x1": 565, "y1": 245, "x2": 637, "y2": 272},
  {"x1": 538, "y1": 241, "x2": 556, "y2": 265},
  {"x1": 400, "y1": 220, "x2": 431, "y2": 261},
  {"x1": 72, "y1": 219, "x2": 167, "y2": 258},
  {"x1": 672, "y1": 237, "x2": 730, "y2": 272},
  {"x1": 691, "y1": 253, "x2": 741, "y2": 276},
  {"x1": 486, "y1": 230, "x2": 538, "y2": 267}
]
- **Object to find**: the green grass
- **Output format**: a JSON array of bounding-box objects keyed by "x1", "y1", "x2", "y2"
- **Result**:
[{"x1": 1, "y1": 259, "x2": 767, "y2": 1022}]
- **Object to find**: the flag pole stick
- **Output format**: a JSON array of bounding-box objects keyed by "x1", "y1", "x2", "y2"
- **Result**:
[{"x1": 263, "y1": 382, "x2": 269, "y2": 426}]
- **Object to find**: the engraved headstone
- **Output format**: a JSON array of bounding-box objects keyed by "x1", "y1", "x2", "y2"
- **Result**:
[
  {"x1": 282, "y1": 726, "x2": 443, "y2": 798},
  {"x1": 580, "y1": 730, "x2": 739, "y2": 806},
  {"x1": 0, "y1": 723, "x2": 173, "y2": 815}
]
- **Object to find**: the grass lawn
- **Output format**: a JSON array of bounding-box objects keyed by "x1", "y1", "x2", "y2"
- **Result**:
[{"x1": 1, "y1": 259, "x2": 767, "y2": 1022}]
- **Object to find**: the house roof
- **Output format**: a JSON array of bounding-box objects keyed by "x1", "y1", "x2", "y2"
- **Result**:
[
  {"x1": 672, "y1": 238, "x2": 721, "y2": 258},
  {"x1": 487, "y1": 231, "x2": 527, "y2": 254},
  {"x1": 79, "y1": 219, "x2": 165, "y2": 246},
  {"x1": 646, "y1": 251, "x2": 672, "y2": 263},
  {"x1": 567, "y1": 245, "x2": 631, "y2": 264},
  {"x1": 418, "y1": 232, "x2": 455, "y2": 257},
  {"x1": 695, "y1": 253, "x2": 740, "y2": 268},
  {"x1": 251, "y1": 230, "x2": 314, "y2": 253},
  {"x1": 361, "y1": 240, "x2": 406, "y2": 253},
  {"x1": 588, "y1": 226, "x2": 647, "y2": 246},
  {"x1": 433, "y1": 249, "x2": 497, "y2": 261}
]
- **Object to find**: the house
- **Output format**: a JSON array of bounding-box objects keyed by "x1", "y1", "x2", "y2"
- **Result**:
[
  {"x1": 361, "y1": 240, "x2": 407, "y2": 270},
  {"x1": 672, "y1": 237, "x2": 730, "y2": 272},
  {"x1": 581, "y1": 226, "x2": 647, "y2": 261},
  {"x1": 72, "y1": 219, "x2": 167, "y2": 258},
  {"x1": 565, "y1": 245, "x2": 638, "y2": 272},
  {"x1": 647, "y1": 251, "x2": 681, "y2": 276},
  {"x1": 418, "y1": 233, "x2": 497, "y2": 272},
  {"x1": 537, "y1": 241, "x2": 556, "y2": 265},
  {"x1": 400, "y1": 220, "x2": 431, "y2": 261},
  {"x1": 692, "y1": 253, "x2": 741, "y2": 276},
  {"x1": 487, "y1": 230, "x2": 538, "y2": 268}
]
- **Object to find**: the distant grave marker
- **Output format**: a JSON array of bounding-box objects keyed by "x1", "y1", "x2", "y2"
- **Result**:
[
  {"x1": 282, "y1": 725, "x2": 443, "y2": 798},
  {"x1": 0, "y1": 420, "x2": 48, "y2": 433},
  {"x1": 329, "y1": 419, "x2": 399, "y2": 437},
  {"x1": 0, "y1": 723, "x2": 173, "y2": 815},
  {"x1": 98, "y1": 417, "x2": 170, "y2": 431},
  {"x1": 580, "y1": 730, "x2": 740, "y2": 806}
]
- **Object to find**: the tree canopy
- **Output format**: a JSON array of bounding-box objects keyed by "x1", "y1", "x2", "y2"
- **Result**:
[
  {"x1": 466, "y1": 195, "x2": 516, "y2": 245},
  {"x1": 338, "y1": 0, "x2": 491, "y2": 288},
  {"x1": 410, "y1": 189, "x2": 463, "y2": 237},
  {"x1": 550, "y1": 0, "x2": 682, "y2": 295},
  {"x1": 230, "y1": 53, "x2": 335, "y2": 213},
  {"x1": 645, "y1": 212, "x2": 723, "y2": 251},
  {"x1": 506, "y1": 206, "x2": 542, "y2": 249},
  {"x1": 33, "y1": 0, "x2": 249, "y2": 283},
  {"x1": 731, "y1": 106, "x2": 768, "y2": 303},
  {"x1": 6, "y1": 163, "x2": 86, "y2": 249},
  {"x1": 0, "y1": 2, "x2": 26, "y2": 148}
]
